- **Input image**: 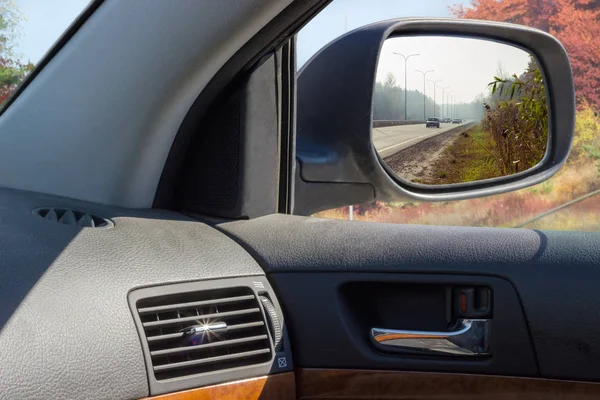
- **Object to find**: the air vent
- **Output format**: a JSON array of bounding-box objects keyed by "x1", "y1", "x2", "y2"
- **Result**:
[
  {"x1": 135, "y1": 286, "x2": 273, "y2": 381},
  {"x1": 34, "y1": 207, "x2": 112, "y2": 228}
]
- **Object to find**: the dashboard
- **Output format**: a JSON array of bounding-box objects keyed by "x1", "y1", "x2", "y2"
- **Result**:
[
  {"x1": 3, "y1": 187, "x2": 600, "y2": 399},
  {"x1": 0, "y1": 188, "x2": 277, "y2": 399}
]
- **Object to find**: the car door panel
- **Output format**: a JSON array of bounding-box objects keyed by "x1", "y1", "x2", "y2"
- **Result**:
[
  {"x1": 217, "y1": 214, "x2": 600, "y2": 382},
  {"x1": 268, "y1": 273, "x2": 536, "y2": 376}
]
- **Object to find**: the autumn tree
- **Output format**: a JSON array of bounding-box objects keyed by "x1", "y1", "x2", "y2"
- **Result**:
[
  {"x1": 0, "y1": 0, "x2": 31, "y2": 105},
  {"x1": 450, "y1": 0, "x2": 600, "y2": 109}
]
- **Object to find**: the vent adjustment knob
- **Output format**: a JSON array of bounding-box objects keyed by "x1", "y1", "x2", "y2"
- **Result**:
[{"x1": 258, "y1": 295, "x2": 283, "y2": 352}]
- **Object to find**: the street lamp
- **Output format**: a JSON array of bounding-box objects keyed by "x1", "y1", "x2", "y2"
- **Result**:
[
  {"x1": 450, "y1": 95, "x2": 460, "y2": 119},
  {"x1": 414, "y1": 69, "x2": 433, "y2": 120},
  {"x1": 428, "y1": 79, "x2": 443, "y2": 118},
  {"x1": 393, "y1": 52, "x2": 419, "y2": 120},
  {"x1": 447, "y1": 92, "x2": 453, "y2": 119},
  {"x1": 453, "y1": 97, "x2": 460, "y2": 119},
  {"x1": 439, "y1": 86, "x2": 449, "y2": 120}
]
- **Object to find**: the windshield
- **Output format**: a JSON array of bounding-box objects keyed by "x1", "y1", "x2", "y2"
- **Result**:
[{"x1": 0, "y1": 0, "x2": 90, "y2": 111}]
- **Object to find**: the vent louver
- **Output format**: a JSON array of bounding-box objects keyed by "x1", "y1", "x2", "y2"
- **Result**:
[
  {"x1": 136, "y1": 287, "x2": 273, "y2": 381},
  {"x1": 34, "y1": 207, "x2": 111, "y2": 228}
]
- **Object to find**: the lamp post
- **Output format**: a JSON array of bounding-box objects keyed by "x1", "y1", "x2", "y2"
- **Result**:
[
  {"x1": 414, "y1": 69, "x2": 433, "y2": 120},
  {"x1": 393, "y1": 53, "x2": 419, "y2": 120},
  {"x1": 439, "y1": 86, "x2": 449, "y2": 120},
  {"x1": 428, "y1": 79, "x2": 443, "y2": 118},
  {"x1": 454, "y1": 97, "x2": 460, "y2": 119},
  {"x1": 450, "y1": 95, "x2": 459, "y2": 119}
]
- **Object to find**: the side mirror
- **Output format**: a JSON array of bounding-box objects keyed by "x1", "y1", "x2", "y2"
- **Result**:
[{"x1": 294, "y1": 18, "x2": 575, "y2": 216}]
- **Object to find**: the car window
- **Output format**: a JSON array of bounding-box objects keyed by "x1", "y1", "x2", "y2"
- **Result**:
[
  {"x1": 0, "y1": 0, "x2": 90, "y2": 110},
  {"x1": 297, "y1": 0, "x2": 600, "y2": 231}
]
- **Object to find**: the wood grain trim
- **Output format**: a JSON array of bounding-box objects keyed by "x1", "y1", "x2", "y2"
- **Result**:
[
  {"x1": 141, "y1": 372, "x2": 295, "y2": 400},
  {"x1": 298, "y1": 369, "x2": 600, "y2": 399}
]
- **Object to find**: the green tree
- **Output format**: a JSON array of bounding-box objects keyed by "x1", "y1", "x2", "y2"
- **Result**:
[
  {"x1": 373, "y1": 73, "x2": 486, "y2": 122},
  {"x1": 373, "y1": 73, "x2": 441, "y2": 121}
]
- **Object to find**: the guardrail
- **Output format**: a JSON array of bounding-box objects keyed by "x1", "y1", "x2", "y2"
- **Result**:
[
  {"x1": 442, "y1": 121, "x2": 476, "y2": 135},
  {"x1": 514, "y1": 188, "x2": 600, "y2": 228},
  {"x1": 373, "y1": 120, "x2": 425, "y2": 128}
]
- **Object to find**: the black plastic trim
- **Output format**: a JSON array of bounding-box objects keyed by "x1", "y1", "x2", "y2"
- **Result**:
[
  {"x1": 270, "y1": 272, "x2": 537, "y2": 377},
  {"x1": 217, "y1": 214, "x2": 600, "y2": 382},
  {"x1": 154, "y1": 0, "x2": 332, "y2": 211},
  {"x1": 278, "y1": 39, "x2": 296, "y2": 214},
  {"x1": 176, "y1": 53, "x2": 279, "y2": 219}
]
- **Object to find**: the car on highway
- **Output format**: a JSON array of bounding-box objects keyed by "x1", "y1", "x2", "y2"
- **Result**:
[
  {"x1": 426, "y1": 117, "x2": 441, "y2": 128},
  {"x1": 452, "y1": 118, "x2": 462, "y2": 124},
  {"x1": 442, "y1": 118, "x2": 452, "y2": 123}
]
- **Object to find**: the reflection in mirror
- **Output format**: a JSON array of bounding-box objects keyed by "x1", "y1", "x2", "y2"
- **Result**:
[{"x1": 373, "y1": 36, "x2": 548, "y2": 186}]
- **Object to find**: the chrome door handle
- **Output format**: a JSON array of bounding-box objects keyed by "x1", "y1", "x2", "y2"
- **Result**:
[{"x1": 370, "y1": 319, "x2": 490, "y2": 356}]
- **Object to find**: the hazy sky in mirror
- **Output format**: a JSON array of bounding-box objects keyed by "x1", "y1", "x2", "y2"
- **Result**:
[{"x1": 377, "y1": 37, "x2": 531, "y2": 104}]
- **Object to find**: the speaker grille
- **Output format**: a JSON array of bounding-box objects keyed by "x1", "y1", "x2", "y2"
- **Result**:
[{"x1": 184, "y1": 97, "x2": 241, "y2": 212}]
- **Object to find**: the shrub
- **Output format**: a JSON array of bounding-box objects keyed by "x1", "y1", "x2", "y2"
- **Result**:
[{"x1": 483, "y1": 58, "x2": 548, "y2": 175}]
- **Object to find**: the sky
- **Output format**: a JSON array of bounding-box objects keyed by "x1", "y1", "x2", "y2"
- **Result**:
[
  {"x1": 13, "y1": 0, "x2": 460, "y2": 66},
  {"x1": 10, "y1": 0, "x2": 515, "y2": 103},
  {"x1": 297, "y1": 0, "x2": 531, "y2": 104},
  {"x1": 297, "y1": 0, "x2": 456, "y2": 67},
  {"x1": 377, "y1": 37, "x2": 531, "y2": 104},
  {"x1": 14, "y1": 0, "x2": 90, "y2": 63}
]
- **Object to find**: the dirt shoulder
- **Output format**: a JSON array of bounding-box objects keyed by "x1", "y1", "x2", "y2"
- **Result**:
[
  {"x1": 384, "y1": 124, "x2": 506, "y2": 184},
  {"x1": 389, "y1": 125, "x2": 507, "y2": 185},
  {"x1": 383, "y1": 127, "x2": 467, "y2": 183}
]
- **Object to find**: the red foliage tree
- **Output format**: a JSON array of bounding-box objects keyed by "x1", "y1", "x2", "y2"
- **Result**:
[
  {"x1": 450, "y1": 0, "x2": 600, "y2": 109},
  {"x1": 0, "y1": 1, "x2": 31, "y2": 106}
]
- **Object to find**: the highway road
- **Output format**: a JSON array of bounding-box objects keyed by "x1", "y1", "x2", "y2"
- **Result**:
[{"x1": 373, "y1": 122, "x2": 470, "y2": 159}]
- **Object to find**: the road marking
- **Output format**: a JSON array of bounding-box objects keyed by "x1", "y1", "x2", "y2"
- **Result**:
[
  {"x1": 379, "y1": 129, "x2": 447, "y2": 152},
  {"x1": 375, "y1": 122, "x2": 472, "y2": 156}
]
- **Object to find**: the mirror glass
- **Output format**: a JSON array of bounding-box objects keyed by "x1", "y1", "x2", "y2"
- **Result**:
[{"x1": 374, "y1": 36, "x2": 548, "y2": 185}]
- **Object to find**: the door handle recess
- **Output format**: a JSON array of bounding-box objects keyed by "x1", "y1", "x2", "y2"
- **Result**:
[{"x1": 370, "y1": 319, "x2": 490, "y2": 356}]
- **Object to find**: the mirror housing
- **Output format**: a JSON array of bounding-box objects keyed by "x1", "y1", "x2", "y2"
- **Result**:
[{"x1": 294, "y1": 18, "x2": 575, "y2": 216}]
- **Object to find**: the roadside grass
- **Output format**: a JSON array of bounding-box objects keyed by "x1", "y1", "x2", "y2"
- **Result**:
[
  {"x1": 315, "y1": 106, "x2": 600, "y2": 230},
  {"x1": 316, "y1": 165, "x2": 600, "y2": 229},
  {"x1": 416, "y1": 126, "x2": 502, "y2": 185}
]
